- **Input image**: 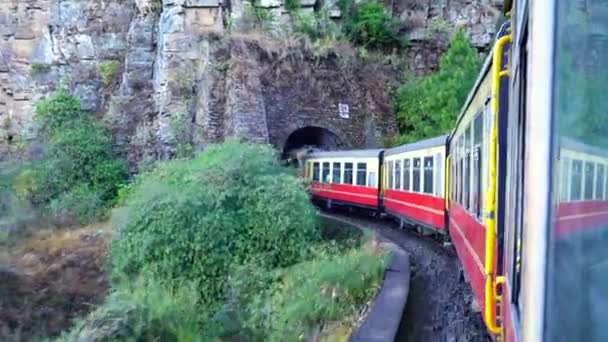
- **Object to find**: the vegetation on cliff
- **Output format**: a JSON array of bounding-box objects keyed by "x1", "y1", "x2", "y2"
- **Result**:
[
  {"x1": 21, "y1": 90, "x2": 126, "y2": 223},
  {"x1": 389, "y1": 30, "x2": 481, "y2": 145}
]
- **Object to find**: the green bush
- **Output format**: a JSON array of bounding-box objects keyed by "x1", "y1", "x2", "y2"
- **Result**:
[
  {"x1": 392, "y1": 30, "x2": 480, "y2": 144},
  {"x1": 292, "y1": 10, "x2": 341, "y2": 43},
  {"x1": 98, "y1": 60, "x2": 120, "y2": 86},
  {"x1": 111, "y1": 140, "x2": 319, "y2": 310},
  {"x1": 34, "y1": 89, "x2": 83, "y2": 134},
  {"x1": 19, "y1": 89, "x2": 127, "y2": 222},
  {"x1": 57, "y1": 276, "x2": 202, "y2": 342},
  {"x1": 340, "y1": 0, "x2": 405, "y2": 50},
  {"x1": 248, "y1": 247, "x2": 389, "y2": 341}
]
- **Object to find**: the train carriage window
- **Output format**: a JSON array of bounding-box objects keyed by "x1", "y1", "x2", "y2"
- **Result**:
[
  {"x1": 435, "y1": 153, "x2": 442, "y2": 196},
  {"x1": 473, "y1": 113, "x2": 483, "y2": 217},
  {"x1": 313, "y1": 162, "x2": 320, "y2": 182},
  {"x1": 464, "y1": 125, "x2": 472, "y2": 210},
  {"x1": 605, "y1": 164, "x2": 608, "y2": 200},
  {"x1": 344, "y1": 163, "x2": 353, "y2": 184},
  {"x1": 571, "y1": 160, "x2": 583, "y2": 200},
  {"x1": 413, "y1": 158, "x2": 421, "y2": 192},
  {"x1": 388, "y1": 161, "x2": 394, "y2": 189},
  {"x1": 395, "y1": 160, "x2": 402, "y2": 190},
  {"x1": 596, "y1": 164, "x2": 605, "y2": 200},
  {"x1": 404, "y1": 159, "x2": 411, "y2": 191},
  {"x1": 322, "y1": 162, "x2": 330, "y2": 183},
  {"x1": 423, "y1": 157, "x2": 434, "y2": 194},
  {"x1": 560, "y1": 157, "x2": 571, "y2": 201},
  {"x1": 585, "y1": 162, "x2": 595, "y2": 200},
  {"x1": 368, "y1": 172, "x2": 377, "y2": 187},
  {"x1": 332, "y1": 162, "x2": 341, "y2": 183},
  {"x1": 458, "y1": 136, "x2": 464, "y2": 205},
  {"x1": 356, "y1": 163, "x2": 367, "y2": 186}
]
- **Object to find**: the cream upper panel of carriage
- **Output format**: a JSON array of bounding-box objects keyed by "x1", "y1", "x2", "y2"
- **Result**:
[{"x1": 384, "y1": 145, "x2": 445, "y2": 162}]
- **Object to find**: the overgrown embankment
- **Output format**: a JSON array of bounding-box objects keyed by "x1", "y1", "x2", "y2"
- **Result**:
[{"x1": 1, "y1": 136, "x2": 390, "y2": 341}]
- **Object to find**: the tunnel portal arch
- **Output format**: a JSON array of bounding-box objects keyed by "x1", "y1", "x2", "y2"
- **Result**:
[{"x1": 282, "y1": 126, "x2": 347, "y2": 163}]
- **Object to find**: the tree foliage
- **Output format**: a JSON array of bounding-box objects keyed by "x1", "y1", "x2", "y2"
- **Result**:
[
  {"x1": 110, "y1": 140, "x2": 320, "y2": 310},
  {"x1": 339, "y1": 0, "x2": 406, "y2": 50},
  {"x1": 17, "y1": 89, "x2": 127, "y2": 223},
  {"x1": 391, "y1": 30, "x2": 481, "y2": 145}
]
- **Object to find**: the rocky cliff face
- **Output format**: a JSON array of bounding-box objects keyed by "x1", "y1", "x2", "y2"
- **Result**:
[{"x1": 0, "y1": 0, "x2": 501, "y2": 166}]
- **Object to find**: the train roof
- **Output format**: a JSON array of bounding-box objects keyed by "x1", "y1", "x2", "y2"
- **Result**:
[
  {"x1": 306, "y1": 149, "x2": 383, "y2": 159},
  {"x1": 384, "y1": 135, "x2": 447, "y2": 156},
  {"x1": 561, "y1": 137, "x2": 608, "y2": 158}
]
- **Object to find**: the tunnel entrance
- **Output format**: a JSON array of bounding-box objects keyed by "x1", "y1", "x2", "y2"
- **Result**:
[{"x1": 282, "y1": 126, "x2": 346, "y2": 165}]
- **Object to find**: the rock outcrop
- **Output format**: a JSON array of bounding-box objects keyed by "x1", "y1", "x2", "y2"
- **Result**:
[{"x1": 0, "y1": 0, "x2": 501, "y2": 166}]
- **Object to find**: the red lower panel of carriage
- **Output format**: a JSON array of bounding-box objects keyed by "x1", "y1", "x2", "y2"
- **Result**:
[
  {"x1": 448, "y1": 203, "x2": 489, "y2": 322},
  {"x1": 309, "y1": 181, "x2": 379, "y2": 208},
  {"x1": 383, "y1": 190, "x2": 445, "y2": 230},
  {"x1": 555, "y1": 200, "x2": 608, "y2": 235}
]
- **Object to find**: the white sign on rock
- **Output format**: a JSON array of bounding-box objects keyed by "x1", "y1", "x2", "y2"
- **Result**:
[{"x1": 338, "y1": 103, "x2": 349, "y2": 119}]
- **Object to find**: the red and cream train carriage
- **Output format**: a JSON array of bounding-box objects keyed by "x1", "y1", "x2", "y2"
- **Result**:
[{"x1": 383, "y1": 136, "x2": 447, "y2": 231}]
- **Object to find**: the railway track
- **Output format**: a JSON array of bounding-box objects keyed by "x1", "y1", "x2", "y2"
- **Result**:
[{"x1": 318, "y1": 208, "x2": 490, "y2": 342}]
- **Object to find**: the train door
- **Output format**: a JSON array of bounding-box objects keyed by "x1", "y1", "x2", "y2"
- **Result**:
[
  {"x1": 502, "y1": 1, "x2": 528, "y2": 340},
  {"x1": 513, "y1": 0, "x2": 608, "y2": 341}
]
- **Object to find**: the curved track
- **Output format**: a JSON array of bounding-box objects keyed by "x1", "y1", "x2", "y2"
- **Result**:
[{"x1": 319, "y1": 209, "x2": 490, "y2": 342}]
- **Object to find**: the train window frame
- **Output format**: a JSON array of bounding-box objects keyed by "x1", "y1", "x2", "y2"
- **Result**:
[
  {"x1": 473, "y1": 112, "x2": 483, "y2": 218},
  {"x1": 395, "y1": 160, "x2": 402, "y2": 190},
  {"x1": 413, "y1": 157, "x2": 421, "y2": 193},
  {"x1": 369, "y1": 171, "x2": 377, "y2": 187},
  {"x1": 459, "y1": 135, "x2": 465, "y2": 206},
  {"x1": 465, "y1": 125, "x2": 472, "y2": 211},
  {"x1": 356, "y1": 163, "x2": 367, "y2": 186},
  {"x1": 560, "y1": 157, "x2": 571, "y2": 201},
  {"x1": 571, "y1": 159, "x2": 583, "y2": 201},
  {"x1": 388, "y1": 160, "x2": 394, "y2": 190},
  {"x1": 322, "y1": 162, "x2": 331, "y2": 183},
  {"x1": 435, "y1": 153, "x2": 442, "y2": 197},
  {"x1": 584, "y1": 161, "x2": 595, "y2": 200},
  {"x1": 605, "y1": 163, "x2": 608, "y2": 200},
  {"x1": 344, "y1": 162, "x2": 354, "y2": 185},
  {"x1": 332, "y1": 162, "x2": 342, "y2": 184},
  {"x1": 404, "y1": 159, "x2": 411, "y2": 191},
  {"x1": 596, "y1": 164, "x2": 605, "y2": 200},
  {"x1": 423, "y1": 156, "x2": 434, "y2": 194},
  {"x1": 312, "y1": 162, "x2": 320, "y2": 182}
]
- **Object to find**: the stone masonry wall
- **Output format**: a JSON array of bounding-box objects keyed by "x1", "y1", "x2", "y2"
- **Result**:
[{"x1": 0, "y1": 0, "x2": 501, "y2": 167}]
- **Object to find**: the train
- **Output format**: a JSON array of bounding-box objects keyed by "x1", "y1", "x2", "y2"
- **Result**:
[{"x1": 304, "y1": 1, "x2": 608, "y2": 341}]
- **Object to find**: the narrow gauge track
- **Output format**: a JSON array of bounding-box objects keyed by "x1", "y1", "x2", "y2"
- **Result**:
[{"x1": 318, "y1": 208, "x2": 490, "y2": 342}]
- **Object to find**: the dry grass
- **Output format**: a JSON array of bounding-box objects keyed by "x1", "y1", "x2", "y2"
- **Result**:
[{"x1": 1, "y1": 223, "x2": 111, "y2": 340}]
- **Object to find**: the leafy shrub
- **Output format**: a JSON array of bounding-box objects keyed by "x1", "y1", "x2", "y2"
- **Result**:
[
  {"x1": 248, "y1": 246, "x2": 389, "y2": 341},
  {"x1": 48, "y1": 185, "x2": 105, "y2": 224},
  {"x1": 98, "y1": 60, "x2": 120, "y2": 86},
  {"x1": 392, "y1": 30, "x2": 480, "y2": 144},
  {"x1": 34, "y1": 89, "x2": 83, "y2": 134},
  {"x1": 19, "y1": 90, "x2": 127, "y2": 222},
  {"x1": 111, "y1": 140, "x2": 319, "y2": 310},
  {"x1": 285, "y1": 0, "x2": 300, "y2": 12},
  {"x1": 30, "y1": 63, "x2": 52, "y2": 75},
  {"x1": 340, "y1": 0, "x2": 406, "y2": 50},
  {"x1": 292, "y1": 9, "x2": 341, "y2": 43},
  {"x1": 57, "y1": 276, "x2": 202, "y2": 342}
]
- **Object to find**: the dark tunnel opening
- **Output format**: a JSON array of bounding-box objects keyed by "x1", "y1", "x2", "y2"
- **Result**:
[{"x1": 282, "y1": 126, "x2": 346, "y2": 166}]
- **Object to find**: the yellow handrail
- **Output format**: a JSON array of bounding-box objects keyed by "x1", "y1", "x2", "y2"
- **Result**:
[{"x1": 484, "y1": 33, "x2": 512, "y2": 336}]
